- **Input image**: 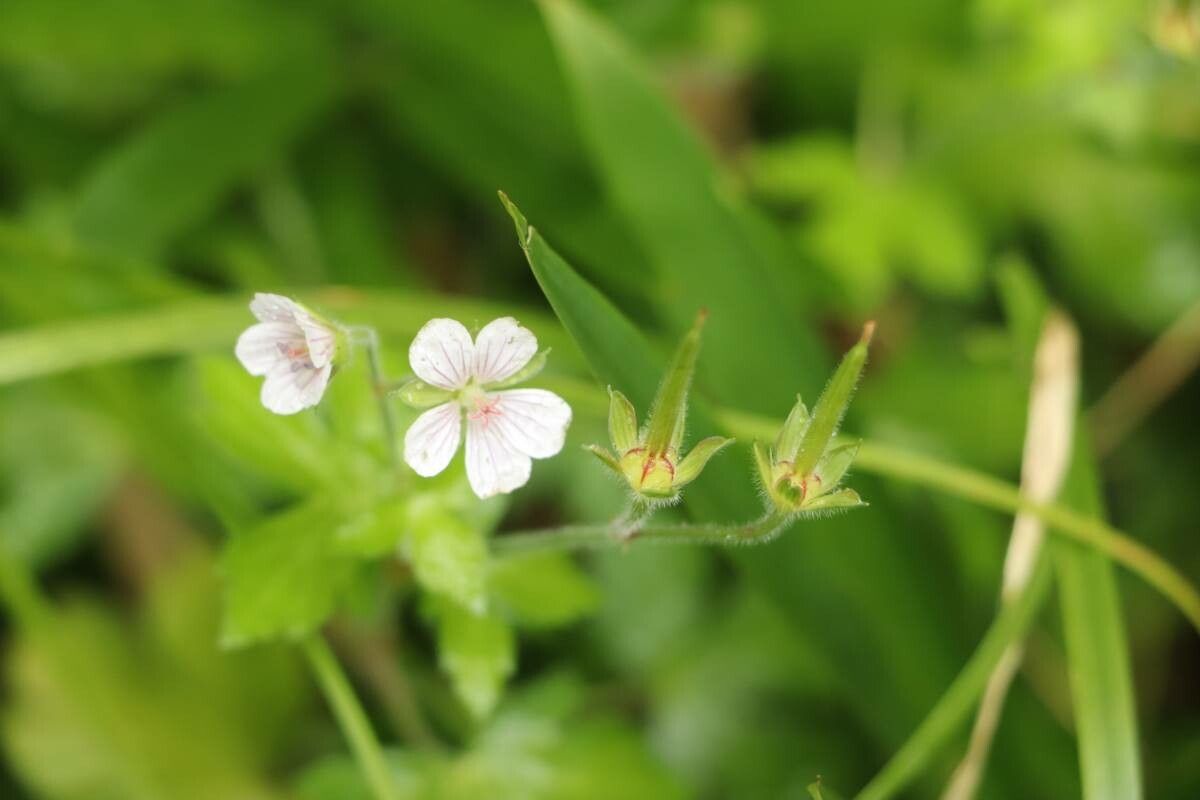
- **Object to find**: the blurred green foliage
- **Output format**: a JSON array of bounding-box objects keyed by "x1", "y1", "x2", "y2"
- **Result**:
[{"x1": 1, "y1": 0, "x2": 1199, "y2": 799}]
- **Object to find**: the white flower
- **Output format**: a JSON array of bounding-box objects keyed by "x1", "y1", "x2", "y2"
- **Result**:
[
  {"x1": 403, "y1": 318, "x2": 572, "y2": 499},
  {"x1": 235, "y1": 293, "x2": 339, "y2": 415}
]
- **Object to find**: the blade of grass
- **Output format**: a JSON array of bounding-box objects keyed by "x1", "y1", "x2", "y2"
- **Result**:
[
  {"x1": 852, "y1": 553, "x2": 1054, "y2": 800},
  {"x1": 1054, "y1": 437, "x2": 1142, "y2": 799},
  {"x1": 943, "y1": 311, "x2": 1080, "y2": 799}
]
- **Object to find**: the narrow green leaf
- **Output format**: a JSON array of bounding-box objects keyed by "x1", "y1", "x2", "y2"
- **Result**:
[
  {"x1": 538, "y1": 0, "x2": 825, "y2": 412},
  {"x1": 73, "y1": 56, "x2": 338, "y2": 258},
  {"x1": 854, "y1": 555, "x2": 1054, "y2": 800},
  {"x1": 1055, "y1": 435, "x2": 1142, "y2": 799},
  {"x1": 499, "y1": 192, "x2": 660, "y2": 409}
]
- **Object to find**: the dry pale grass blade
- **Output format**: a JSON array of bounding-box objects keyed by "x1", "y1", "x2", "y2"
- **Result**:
[
  {"x1": 942, "y1": 310, "x2": 1080, "y2": 800},
  {"x1": 1090, "y1": 297, "x2": 1200, "y2": 457}
]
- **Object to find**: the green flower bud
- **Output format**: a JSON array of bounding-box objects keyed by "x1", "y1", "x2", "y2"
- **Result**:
[
  {"x1": 585, "y1": 312, "x2": 732, "y2": 502},
  {"x1": 754, "y1": 322, "x2": 874, "y2": 515}
]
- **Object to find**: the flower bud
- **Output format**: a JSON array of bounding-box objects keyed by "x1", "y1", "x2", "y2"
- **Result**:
[
  {"x1": 586, "y1": 312, "x2": 733, "y2": 502},
  {"x1": 754, "y1": 322, "x2": 874, "y2": 515}
]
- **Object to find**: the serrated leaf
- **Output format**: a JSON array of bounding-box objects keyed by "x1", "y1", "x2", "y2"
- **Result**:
[
  {"x1": 220, "y1": 497, "x2": 359, "y2": 647},
  {"x1": 432, "y1": 600, "x2": 515, "y2": 720},
  {"x1": 489, "y1": 553, "x2": 599, "y2": 629}
]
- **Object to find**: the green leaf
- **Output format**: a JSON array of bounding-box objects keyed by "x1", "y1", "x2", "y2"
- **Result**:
[
  {"x1": 538, "y1": 0, "x2": 825, "y2": 413},
  {"x1": 402, "y1": 502, "x2": 489, "y2": 615},
  {"x1": 489, "y1": 553, "x2": 599, "y2": 629},
  {"x1": 2, "y1": 554, "x2": 304, "y2": 800},
  {"x1": 358, "y1": 0, "x2": 652, "y2": 298},
  {"x1": 0, "y1": 393, "x2": 122, "y2": 567},
  {"x1": 191, "y1": 357, "x2": 338, "y2": 493},
  {"x1": 1055, "y1": 434, "x2": 1142, "y2": 799},
  {"x1": 73, "y1": 56, "x2": 338, "y2": 258},
  {"x1": 220, "y1": 497, "x2": 360, "y2": 647},
  {"x1": 500, "y1": 192, "x2": 661, "y2": 410},
  {"x1": 334, "y1": 499, "x2": 409, "y2": 558},
  {"x1": 854, "y1": 555, "x2": 1054, "y2": 800},
  {"x1": 431, "y1": 600, "x2": 515, "y2": 720}
]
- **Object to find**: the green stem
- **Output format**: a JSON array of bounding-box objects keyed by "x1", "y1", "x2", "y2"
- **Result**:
[
  {"x1": 851, "y1": 441, "x2": 1200, "y2": 635},
  {"x1": 712, "y1": 408, "x2": 1200, "y2": 636},
  {"x1": 302, "y1": 635, "x2": 399, "y2": 800},
  {"x1": 492, "y1": 511, "x2": 792, "y2": 558},
  {"x1": 853, "y1": 553, "x2": 1054, "y2": 800},
  {"x1": 353, "y1": 326, "x2": 401, "y2": 470}
]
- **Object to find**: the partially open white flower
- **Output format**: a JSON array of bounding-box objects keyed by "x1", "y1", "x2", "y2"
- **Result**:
[
  {"x1": 235, "y1": 293, "x2": 339, "y2": 415},
  {"x1": 403, "y1": 318, "x2": 572, "y2": 499}
]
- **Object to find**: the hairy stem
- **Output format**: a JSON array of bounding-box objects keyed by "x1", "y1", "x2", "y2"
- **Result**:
[
  {"x1": 302, "y1": 635, "x2": 398, "y2": 800},
  {"x1": 492, "y1": 511, "x2": 792, "y2": 558}
]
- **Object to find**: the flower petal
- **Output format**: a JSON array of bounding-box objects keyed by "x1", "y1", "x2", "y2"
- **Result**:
[
  {"x1": 297, "y1": 313, "x2": 337, "y2": 368},
  {"x1": 249, "y1": 293, "x2": 304, "y2": 324},
  {"x1": 403, "y1": 402, "x2": 463, "y2": 478},
  {"x1": 235, "y1": 322, "x2": 304, "y2": 376},
  {"x1": 488, "y1": 389, "x2": 572, "y2": 459},
  {"x1": 472, "y1": 317, "x2": 538, "y2": 385},
  {"x1": 409, "y1": 319, "x2": 474, "y2": 390},
  {"x1": 465, "y1": 412, "x2": 533, "y2": 498},
  {"x1": 260, "y1": 361, "x2": 332, "y2": 415}
]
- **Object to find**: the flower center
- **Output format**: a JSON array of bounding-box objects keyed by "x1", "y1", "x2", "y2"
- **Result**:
[
  {"x1": 460, "y1": 383, "x2": 500, "y2": 424},
  {"x1": 277, "y1": 340, "x2": 313, "y2": 370}
]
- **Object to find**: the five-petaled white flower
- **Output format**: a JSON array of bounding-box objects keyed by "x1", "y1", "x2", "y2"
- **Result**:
[
  {"x1": 403, "y1": 318, "x2": 572, "y2": 499},
  {"x1": 235, "y1": 293, "x2": 340, "y2": 415}
]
